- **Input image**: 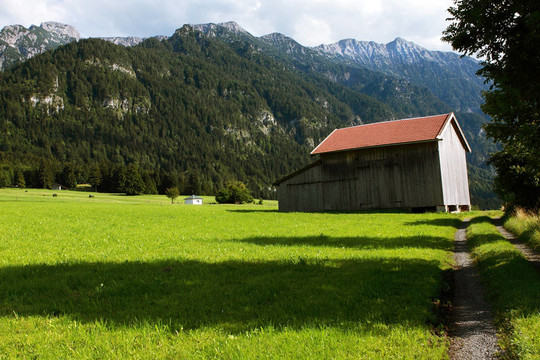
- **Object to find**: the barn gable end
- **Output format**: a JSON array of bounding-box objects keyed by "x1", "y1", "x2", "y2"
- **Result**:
[
  {"x1": 437, "y1": 116, "x2": 471, "y2": 210},
  {"x1": 276, "y1": 113, "x2": 471, "y2": 212}
]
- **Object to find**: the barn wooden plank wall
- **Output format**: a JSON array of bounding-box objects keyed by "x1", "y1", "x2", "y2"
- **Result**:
[{"x1": 278, "y1": 142, "x2": 448, "y2": 212}]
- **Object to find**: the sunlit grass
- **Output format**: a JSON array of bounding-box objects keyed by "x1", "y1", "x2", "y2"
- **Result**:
[
  {"x1": 504, "y1": 208, "x2": 540, "y2": 251},
  {"x1": 0, "y1": 189, "x2": 459, "y2": 359}
]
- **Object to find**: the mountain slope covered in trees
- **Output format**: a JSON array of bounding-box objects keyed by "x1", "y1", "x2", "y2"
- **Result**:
[
  {"x1": 0, "y1": 23, "x2": 499, "y2": 208},
  {"x1": 0, "y1": 30, "x2": 396, "y2": 198}
]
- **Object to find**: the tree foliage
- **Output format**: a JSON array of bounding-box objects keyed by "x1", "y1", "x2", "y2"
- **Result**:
[
  {"x1": 215, "y1": 181, "x2": 254, "y2": 204},
  {"x1": 443, "y1": 0, "x2": 540, "y2": 210},
  {"x1": 88, "y1": 164, "x2": 102, "y2": 191},
  {"x1": 165, "y1": 187, "x2": 180, "y2": 204},
  {"x1": 123, "y1": 164, "x2": 145, "y2": 195}
]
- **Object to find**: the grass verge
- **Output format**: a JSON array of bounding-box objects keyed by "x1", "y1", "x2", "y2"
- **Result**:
[
  {"x1": 466, "y1": 216, "x2": 540, "y2": 359},
  {"x1": 504, "y1": 209, "x2": 540, "y2": 251}
]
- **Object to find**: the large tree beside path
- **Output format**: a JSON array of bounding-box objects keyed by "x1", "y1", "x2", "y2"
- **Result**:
[{"x1": 443, "y1": 0, "x2": 540, "y2": 210}]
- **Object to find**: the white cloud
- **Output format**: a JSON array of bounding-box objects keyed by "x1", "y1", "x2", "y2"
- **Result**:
[
  {"x1": 0, "y1": 0, "x2": 456, "y2": 51},
  {"x1": 293, "y1": 16, "x2": 333, "y2": 46},
  {"x1": 0, "y1": 0, "x2": 67, "y2": 27}
]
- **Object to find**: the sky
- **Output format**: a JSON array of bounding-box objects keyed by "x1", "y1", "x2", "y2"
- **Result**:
[{"x1": 0, "y1": 0, "x2": 457, "y2": 52}]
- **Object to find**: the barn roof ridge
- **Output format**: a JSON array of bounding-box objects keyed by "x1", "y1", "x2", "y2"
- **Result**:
[
  {"x1": 331, "y1": 113, "x2": 452, "y2": 132},
  {"x1": 310, "y1": 113, "x2": 469, "y2": 155}
]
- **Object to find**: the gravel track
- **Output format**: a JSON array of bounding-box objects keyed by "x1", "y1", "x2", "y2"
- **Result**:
[{"x1": 449, "y1": 219, "x2": 499, "y2": 360}]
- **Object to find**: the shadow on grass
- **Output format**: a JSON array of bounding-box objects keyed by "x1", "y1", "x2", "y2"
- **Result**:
[
  {"x1": 469, "y1": 216, "x2": 496, "y2": 225},
  {"x1": 234, "y1": 235, "x2": 453, "y2": 251},
  {"x1": 0, "y1": 257, "x2": 444, "y2": 332},
  {"x1": 225, "y1": 209, "x2": 409, "y2": 215},
  {"x1": 404, "y1": 218, "x2": 463, "y2": 228},
  {"x1": 225, "y1": 209, "x2": 280, "y2": 213}
]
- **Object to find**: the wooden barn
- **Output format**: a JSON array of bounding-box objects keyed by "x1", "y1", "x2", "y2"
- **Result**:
[{"x1": 275, "y1": 113, "x2": 471, "y2": 212}]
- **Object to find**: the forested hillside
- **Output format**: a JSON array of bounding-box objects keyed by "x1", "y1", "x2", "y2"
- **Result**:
[
  {"x1": 0, "y1": 30, "x2": 393, "y2": 198},
  {"x1": 0, "y1": 24, "x2": 500, "y2": 208}
]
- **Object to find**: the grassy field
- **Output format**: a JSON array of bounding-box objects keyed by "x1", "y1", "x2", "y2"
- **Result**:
[
  {"x1": 467, "y1": 216, "x2": 540, "y2": 359},
  {"x1": 1, "y1": 188, "x2": 463, "y2": 359}
]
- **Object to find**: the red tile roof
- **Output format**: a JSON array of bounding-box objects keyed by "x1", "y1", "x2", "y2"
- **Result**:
[{"x1": 311, "y1": 113, "x2": 462, "y2": 155}]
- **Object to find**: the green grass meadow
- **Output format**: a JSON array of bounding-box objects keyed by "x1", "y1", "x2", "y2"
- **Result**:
[{"x1": 0, "y1": 188, "x2": 463, "y2": 359}]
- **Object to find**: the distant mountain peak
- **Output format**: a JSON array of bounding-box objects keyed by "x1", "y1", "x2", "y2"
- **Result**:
[
  {"x1": 0, "y1": 21, "x2": 81, "y2": 70},
  {"x1": 313, "y1": 36, "x2": 484, "y2": 112},
  {"x1": 315, "y1": 36, "x2": 455, "y2": 65},
  {"x1": 390, "y1": 37, "x2": 408, "y2": 44},
  {"x1": 189, "y1": 21, "x2": 251, "y2": 37},
  {"x1": 99, "y1": 36, "x2": 144, "y2": 47},
  {"x1": 219, "y1": 21, "x2": 248, "y2": 33},
  {"x1": 261, "y1": 32, "x2": 293, "y2": 41},
  {"x1": 260, "y1": 32, "x2": 300, "y2": 46},
  {"x1": 39, "y1": 21, "x2": 81, "y2": 40},
  {"x1": 260, "y1": 32, "x2": 312, "y2": 57}
]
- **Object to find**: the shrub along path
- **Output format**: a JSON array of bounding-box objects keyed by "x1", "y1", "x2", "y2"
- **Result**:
[
  {"x1": 449, "y1": 219, "x2": 499, "y2": 359},
  {"x1": 493, "y1": 218, "x2": 540, "y2": 273}
]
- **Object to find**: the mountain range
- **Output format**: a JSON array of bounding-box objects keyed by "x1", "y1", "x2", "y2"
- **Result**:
[{"x1": 0, "y1": 21, "x2": 499, "y2": 208}]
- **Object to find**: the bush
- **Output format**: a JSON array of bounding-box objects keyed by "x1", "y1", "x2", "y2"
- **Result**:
[{"x1": 215, "y1": 181, "x2": 253, "y2": 204}]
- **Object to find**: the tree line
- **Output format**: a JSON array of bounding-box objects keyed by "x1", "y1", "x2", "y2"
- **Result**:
[{"x1": 0, "y1": 160, "x2": 273, "y2": 199}]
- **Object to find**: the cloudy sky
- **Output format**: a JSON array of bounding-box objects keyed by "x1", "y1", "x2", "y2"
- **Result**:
[{"x1": 1, "y1": 0, "x2": 457, "y2": 51}]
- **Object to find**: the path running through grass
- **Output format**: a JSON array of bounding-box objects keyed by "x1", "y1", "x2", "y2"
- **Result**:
[
  {"x1": 449, "y1": 219, "x2": 499, "y2": 360},
  {"x1": 466, "y1": 216, "x2": 540, "y2": 359}
]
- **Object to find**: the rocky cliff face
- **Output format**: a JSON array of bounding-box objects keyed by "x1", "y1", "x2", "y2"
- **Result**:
[
  {"x1": 99, "y1": 36, "x2": 144, "y2": 47},
  {"x1": 0, "y1": 21, "x2": 172, "y2": 69},
  {"x1": 39, "y1": 21, "x2": 81, "y2": 42},
  {"x1": 0, "y1": 21, "x2": 80, "y2": 70},
  {"x1": 189, "y1": 21, "x2": 252, "y2": 38},
  {"x1": 313, "y1": 37, "x2": 485, "y2": 112}
]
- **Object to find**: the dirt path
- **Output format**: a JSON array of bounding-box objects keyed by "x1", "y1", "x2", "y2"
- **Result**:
[
  {"x1": 449, "y1": 219, "x2": 499, "y2": 360},
  {"x1": 493, "y1": 218, "x2": 540, "y2": 272}
]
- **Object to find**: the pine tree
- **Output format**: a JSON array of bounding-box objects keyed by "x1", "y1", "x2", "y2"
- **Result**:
[
  {"x1": 14, "y1": 168, "x2": 25, "y2": 188},
  {"x1": 88, "y1": 164, "x2": 102, "y2": 192},
  {"x1": 37, "y1": 159, "x2": 54, "y2": 189},
  {"x1": 123, "y1": 164, "x2": 145, "y2": 195}
]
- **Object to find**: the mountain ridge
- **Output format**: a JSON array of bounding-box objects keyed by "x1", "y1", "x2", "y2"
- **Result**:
[
  {"x1": 0, "y1": 21, "x2": 80, "y2": 69},
  {"x1": 313, "y1": 35, "x2": 485, "y2": 113}
]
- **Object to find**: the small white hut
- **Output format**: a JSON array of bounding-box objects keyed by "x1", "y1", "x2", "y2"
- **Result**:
[{"x1": 184, "y1": 195, "x2": 203, "y2": 205}]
